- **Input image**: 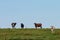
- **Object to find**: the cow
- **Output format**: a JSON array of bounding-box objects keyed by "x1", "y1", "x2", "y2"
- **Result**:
[
  {"x1": 11, "y1": 22, "x2": 16, "y2": 28},
  {"x1": 34, "y1": 23, "x2": 42, "y2": 29},
  {"x1": 21, "y1": 23, "x2": 24, "y2": 29},
  {"x1": 50, "y1": 26, "x2": 55, "y2": 33}
]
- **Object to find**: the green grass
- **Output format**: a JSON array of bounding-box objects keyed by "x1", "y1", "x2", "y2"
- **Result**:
[{"x1": 0, "y1": 28, "x2": 60, "y2": 40}]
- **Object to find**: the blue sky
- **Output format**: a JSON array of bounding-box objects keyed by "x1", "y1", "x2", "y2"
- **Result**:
[{"x1": 0, "y1": 0, "x2": 60, "y2": 28}]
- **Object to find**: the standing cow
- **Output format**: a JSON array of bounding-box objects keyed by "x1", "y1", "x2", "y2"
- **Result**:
[
  {"x1": 50, "y1": 26, "x2": 55, "y2": 33},
  {"x1": 21, "y1": 23, "x2": 24, "y2": 29},
  {"x1": 11, "y1": 22, "x2": 16, "y2": 28},
  {"x1": 34, "y1": 23, "x2": 42, "y2": 29}
]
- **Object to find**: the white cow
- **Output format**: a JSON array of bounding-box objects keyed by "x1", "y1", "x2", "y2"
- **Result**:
[{"x1": 50, "y1": 26, "x2": 55, "y2": 33}]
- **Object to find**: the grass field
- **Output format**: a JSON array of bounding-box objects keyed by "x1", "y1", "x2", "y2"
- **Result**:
[{"x1": 0, "y1": 28, "x2": 60, "y2": 40}]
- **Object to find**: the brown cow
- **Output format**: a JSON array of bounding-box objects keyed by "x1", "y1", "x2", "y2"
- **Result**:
[{"x1": 34, "y1": 23, "x2": 42, "y2": 29}]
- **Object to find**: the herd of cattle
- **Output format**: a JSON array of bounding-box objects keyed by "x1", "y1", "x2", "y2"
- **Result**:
[
  {"x1": 11, "y1": 22, "x2": 55, "y2": 29},
  {"x1": 11, "y1": 22, "x2": 55, "y2": 33},
  {"x1": 11, "y1": 23, "x2": 42, "y2": 29}
]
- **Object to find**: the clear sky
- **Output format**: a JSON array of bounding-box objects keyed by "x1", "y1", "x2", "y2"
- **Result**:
[{"x1": 0, "y1": 0, "x2": 60, "y2": 28}]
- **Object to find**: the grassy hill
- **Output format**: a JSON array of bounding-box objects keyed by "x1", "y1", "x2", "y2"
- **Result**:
[{"x1": 0, "y1": 28, "x2": 60, "y2": 40}]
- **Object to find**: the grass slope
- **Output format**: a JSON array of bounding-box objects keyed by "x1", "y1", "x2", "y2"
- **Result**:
[{"x1": 0, "y1": 28, "x2": 60, "y2": 40}]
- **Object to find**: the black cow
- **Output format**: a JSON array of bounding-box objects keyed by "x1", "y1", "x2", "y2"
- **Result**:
[
  {"x1": 11, "y1": 23, "x2": 16, "y2": 28},
  {"x1": 21, "y1": 23, "x2": 24, "y2": 29}
]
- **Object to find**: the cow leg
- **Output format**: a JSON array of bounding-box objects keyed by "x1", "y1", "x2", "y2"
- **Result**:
[
  {"x1": 35, "y1": 27, "x2": 37, "y2": 29},
  {"x1": 12, "y1": 25, "x2": 15, "y2": 28},
  {"x1": 41, "y1": 26, "x2": 42, "y2": 29},
  {"x1": 21, "y1": 27, "x2": 24, "y2": 29}
]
